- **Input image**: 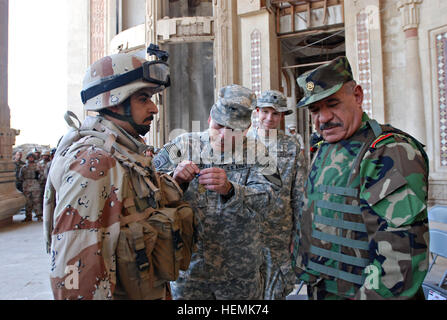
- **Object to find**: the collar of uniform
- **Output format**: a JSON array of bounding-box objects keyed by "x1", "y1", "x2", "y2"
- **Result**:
[
  {"x1": 360, "y1": 112, "x2": 371, "y2": 129},
  {"x1": 348, "y1": 112, "x2": 373, "y2": 140},
  {"x1": 82, "y1": 115, "x2": 148, "y2": 155}
]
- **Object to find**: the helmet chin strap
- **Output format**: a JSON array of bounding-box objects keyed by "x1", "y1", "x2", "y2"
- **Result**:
[{"x1": 100, "y1": 99, "x2": 151, "y2": 136}]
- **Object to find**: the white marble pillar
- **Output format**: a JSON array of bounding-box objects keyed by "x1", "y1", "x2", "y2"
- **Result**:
[
  {"x1": 397, "y1": 0, "x2": 426, "y2": 144},
  {"x1": 0, "y1": 0, "x2": 26, "y2": 227}
]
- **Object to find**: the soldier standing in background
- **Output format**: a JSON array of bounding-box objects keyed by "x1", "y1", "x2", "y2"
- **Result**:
[
  {"x1": 13, "y1": 151, "x2": 24, "y2": 192},
  {"x1": 293, "y1": 56, "x2": 429, "y2": 300},
  {"x1": 18, "y1": 152, "x2": 44, "y2": 222},
  {"x1": 287, "y1": 124, "x2": 305, "y2": 154},
  {"x1": 154, "y1": 84, "x2": 282, "y2": 300},
  {"x1": 38, "y1": 150, "x2": 52, "y2": 216},
  {"x1": 32, "y1": 147, "x2": 41, "y2": 162},
  {"x1": 247, "y1": 90, "x2": 306, "y2": 299}
]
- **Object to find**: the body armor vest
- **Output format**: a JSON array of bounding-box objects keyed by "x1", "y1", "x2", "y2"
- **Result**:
[{"x1": 297, "y1": 119, "x2": 427, "y2": 298}]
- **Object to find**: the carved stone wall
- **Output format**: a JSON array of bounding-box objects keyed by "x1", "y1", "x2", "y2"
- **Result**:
[{"x1": 90, "y1": 0, "x2": 106, "y2": 64}]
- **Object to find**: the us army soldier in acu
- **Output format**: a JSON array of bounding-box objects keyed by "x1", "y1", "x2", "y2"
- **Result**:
[
  {"x1": 247, "y1": 90, "x2": 306, "y2": 299},
  {"x1": 43, "y1": 48, "x2": 175, "y2": 299},
  {"x1": 292, "y1": 56, "x2": 429, "y2": 300},
  {"x1": 154, "y1": 84, "x2": 282, "y2": 299}
]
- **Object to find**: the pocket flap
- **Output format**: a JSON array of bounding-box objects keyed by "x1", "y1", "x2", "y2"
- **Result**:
[{"x1": 363, "y1": 168, "x2": 407, "y2": 206}]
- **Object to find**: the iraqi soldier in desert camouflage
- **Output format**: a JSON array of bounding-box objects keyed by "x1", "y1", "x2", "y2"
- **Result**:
[
  {"x1": 43, "y1": 48, "x2": 174, "y2": 300},
  {"x1": 153, "y1": 84, "x2": 282, "y2": 300},
  {"x1": 292, "y1": 56, "x2": 429, "y2": 300},
  {"x1": 13, "y1": 151, "x2": 25, "y2": 192},
  {"x1": 18, "y1": 152, "x2": 44, "y2": 222},
  {"x1": 246, "y1": 90, "x2": 306, "y2": 299}
]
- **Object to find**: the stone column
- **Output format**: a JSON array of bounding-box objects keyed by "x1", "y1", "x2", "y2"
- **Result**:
[
  {"x1": 397, "y1": 0, "x2": 426, "y2": 144},
  {"x1": 0, "y1": 0, "x2": 26, "y2": 227},
  {"x1": 213, "y1": 0, "x2": 239, "y2": 92},
  {"x1": 145, "y1": 0, "x2": 162, "y2": 147}
]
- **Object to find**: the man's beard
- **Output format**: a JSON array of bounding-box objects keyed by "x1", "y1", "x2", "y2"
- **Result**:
[{"x1": 134, "y1": 115, "x2": 154, "y2": 136}]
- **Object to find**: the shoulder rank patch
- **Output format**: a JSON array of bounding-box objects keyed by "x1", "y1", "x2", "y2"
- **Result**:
[
  {"x1": 371, "y1": 133, "x2": 394, "y2": 149},
  {"x1": 310, "y1": 140, "x2": 325, "y2": 153}
]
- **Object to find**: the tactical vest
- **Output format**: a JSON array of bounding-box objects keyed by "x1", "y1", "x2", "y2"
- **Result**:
[
  {"x1": 50, "y1": 112, "x2": 198, "y2": 299},
  {"x1": 297, "y1": 119, "x2": 427, "y2": 298}
]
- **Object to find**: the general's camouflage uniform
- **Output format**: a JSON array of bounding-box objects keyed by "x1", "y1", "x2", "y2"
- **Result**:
[
  {"x1": 294, "y1": 112, "x2": 429, "y2": 300},
  {"x1": 19, "y1": 159, "x2": 44, "y2": 220},
  {"x1": 154, "y1": 131, "x2": 281, "y2": 300},
  {"x1": 43, "y1": 116, "x2": 167, "y2": 300},
  {"x1": 246, "y1": 127, "x2": 306, "y2": 299},
  {"x1": 293, "y1": 56, "x2": 430, "y2": 300}
]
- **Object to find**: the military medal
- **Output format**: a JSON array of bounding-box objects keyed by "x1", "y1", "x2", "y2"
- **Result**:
[
  {"x1": 198, "y1": 183, "x2": 206, "y2": 194},
  {"x1": 196, "y1": 173, "x2": 206, "y2": 193}
]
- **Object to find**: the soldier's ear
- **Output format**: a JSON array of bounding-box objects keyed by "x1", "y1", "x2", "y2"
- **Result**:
[{"x1": 353, "y1": 85, "x2": 364, "y2": 107}]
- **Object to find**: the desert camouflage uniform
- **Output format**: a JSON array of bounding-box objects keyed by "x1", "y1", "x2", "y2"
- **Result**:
[
  {"x1": 43, "y1": 116, "x2": 167, "y2": 300},
  {"x1": 246, "y1": 126, "x2": 306, "y2": 299},
  {"x1": 37, "y1": 157, "x2": 51, "y2": 216},
  {"x1": 154, "y1": 131, "x2": 281, "y2": 299},
  {"x1": 19, "y1": 159, "x2": 44, "y2": 220},
  {"x1": 14, "y1": 159, "x2": 25, "y2": 192},
  {"x1": 293, "y1": 113, "x2": 429, "y2": 300}
]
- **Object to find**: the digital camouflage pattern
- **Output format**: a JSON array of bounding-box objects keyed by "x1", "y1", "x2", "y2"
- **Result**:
[
  {"x1": 43, "y1": 115, "x2": 167, "y2": 300},
  {"x1": 210, "y1": 84, "x2": 257, "y2": 130},
  {"x1": 257, "y1": 90, "x2": 292, "y2": 115},
  {"x1": 246, "y1": 126, "x2": 306, "y2": 299},
  {"x1": 19, "y1": 158, "x2": 44, "y2": 220},
  {"x1": 153, "y1": 131, "x2": 282, "y2": 299},
  {"x1": 293, "y1": 113, "x2": 429, "y2": 300},
  {"x1": 296, "y1": 56, "x2": 354, "y2": 108}
]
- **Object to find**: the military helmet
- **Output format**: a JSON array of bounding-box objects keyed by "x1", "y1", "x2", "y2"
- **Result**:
[
  {"x1": 210, "y1": 84, "x2": 256, "y2": 130},
  {"x1": 80, "y1": 50, "x2": 170, "y2": 111},
  {"x1": 32, "y1": 147, "x2": 40, "y2": 154},
  {"x1": 41, "y1": 150, "x2": 50, "y2": 157},
  {"x1": 26, "y1": 152, "x2": 36, "y2": 160},
  {"x1": 257, "y1": 90, "x2": 292, "y2": 115}
]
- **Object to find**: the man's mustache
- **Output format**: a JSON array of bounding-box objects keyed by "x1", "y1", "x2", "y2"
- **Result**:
[{"x1": 320, "y1": 122, "x2": 343, "y2": 131}]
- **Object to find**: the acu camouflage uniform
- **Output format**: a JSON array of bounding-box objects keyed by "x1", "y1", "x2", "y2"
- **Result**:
[
  {"x1": 246, "y1": 90, "x2": 307, "y2": 300},
  {"x1": 247, "y1": 128, "x2": 306, "y2": 299},
  {"x1": 153, "y1": 85, "x2": 282, "y2": 300},
  {"x1": 293, "y1": 57, "x2": 430, "y2": 300},
  {"x1": 19, "y1": 157, "x2": 44, "y2": 220}
]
